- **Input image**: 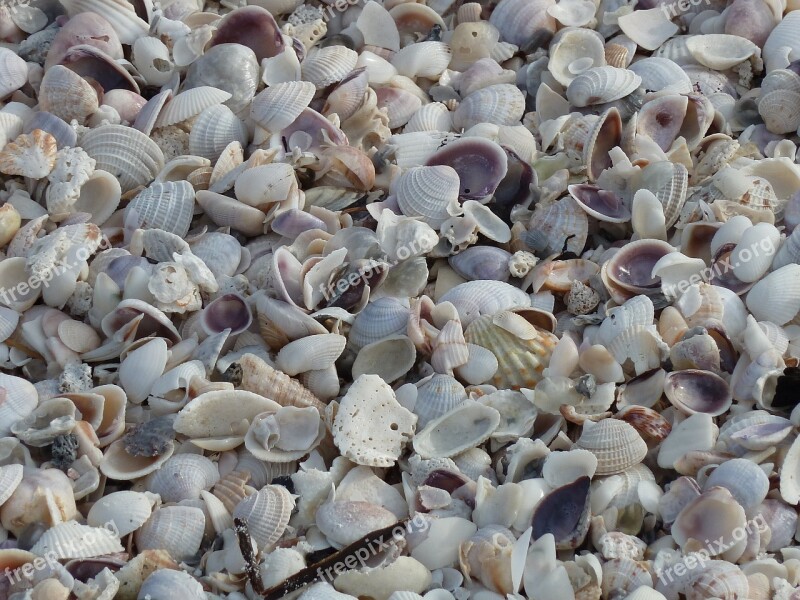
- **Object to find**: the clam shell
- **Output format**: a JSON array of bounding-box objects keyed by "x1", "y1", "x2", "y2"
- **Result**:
[
  {"x1": 135, "y1": 506, "x2": 206, "y2": 562},
  {"x1": 232, "y1": 484, "x2": 294, "y2": 551},
  {"x1": 0, "y1": 129, "x2": 57, "y2": 180},
  {"x1": 574, "y1": 419, "x2": 647, "y2": 475},
  {"x1": 663, "y1": 370, "x2": 732, "y2": 417},
  {"x1": 147, "y1": 454, "x2": 220, "y2": 503},
  {"x1": 302, "y1": 46, "x2": 358, "y2": 89},
  {"x1": 353, "y1": 335, "x2": 416, "y2": 383},
  {"x1": 440, "y1": 282, "x2": 531, "y2": 326},
  {"x1": 38, "y1": 65, "x2": 99, "y2": 125},
  {"x1": 566, "y1": 66, "x2": 642, "y2": 107},
  {"x1": 276, "y1": 333, "x2": 346, "y2": 376},
  {"x1": 548, "y1": 28, "x2": 606, "y2": 87},
  {"x1": 30, "y1": 521, "x2": 124, "y2": 559},
  {"x1": 317, "y1": 500, "x2": 398, "y2": 548},
  {"x1": 100, "y1": 437, "x2": 175, "y2": 481},
  {"x1": 188, "y1": 104, "x2": 248, "y2": 162},
  {"x1": 251, "y1": 80, "x2": 315, "y2": 132},
  {"x1": 391, "y1": 42, "x2": 452, "y2": 79},
  {"x1": 0, "y1": 464, "x2": 23, "y2": 506},
  {"x1": 155, "y1": 86, "x2": 232, "y2": 128},
  {"x1": 348, "y1": 297, "x2": 410, "y2": 351},
  {"x1": 395, "y1": 165, "x2": 461, "y2": 228},
  {"x1": 87, "y1": 490, "x2": 154, "y2": 537},
  {"x1": 80, "y1": 125, "x2": 165, "y2": 194},
  {"x1": 60, "y1": 0, "x2": 148, "y2": 45},
  {"x1": 746, "y1": 264, "x2": 800, "y2": 325},
  {"x1": 413, "y1": 400, "x2": 500, "y2": 459},
  {"x1": 139, "y1": 570, "x2": 206, "y2": 600},
  {"x1": 629, "y1": 57, "x2": 693, "y2": 94},
  {"x1": 413, "y1": 373, "x2": 468, "y2": 428},
  {"x1": 0, "y1": 373, "x2": 38, "y2": 436},
  {"x1": 125, "y1": 181, "x2": 195, "y2": 238},
  {"x1": 0, "y1": 48, "x2": 28, "y2": 100},
  {"x1": 489, "y1": 0, "x2": 556, "y2": 47},
  {"x1": 453, "y1": 84, "x2": 526, "y2": 130}
]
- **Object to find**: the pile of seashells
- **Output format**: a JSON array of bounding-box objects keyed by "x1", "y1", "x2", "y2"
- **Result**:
[{"x1": 2, "y1": 0, "x2": 800, "y2": 598}]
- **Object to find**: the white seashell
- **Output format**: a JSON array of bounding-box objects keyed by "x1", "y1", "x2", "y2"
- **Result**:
[
  {"x1": 762, "y1": 11, "x2": 800, "y2": 72},
  {"x1": 618, "y1": 8, "x2": 679, "y2": 51},
  {"x1": 392, "y1": 42, "x2": 452, "y2": 79},
  {"x1": 758, "y1": 89, "x2": 800, "y2": 134},
  {"x1": 703, "y1": 458, "x2": 769, "y2": 511},
  {"x1": 353, "y1": 335, "x2": 417, "y2": 383},
  {"x1": 132, "y1": 37, "x2": 174, "y2": 87},
  {"x1": 657, "y1": 412, "x2": 717, "y2": 469},
  {"x1": 155, "y1": 86, "x2": 232, "y2": 128},
  {"x1": 195, "y1": 190, "x2": 267, "y2": 237},
  {"x1": 317, "y1": 500, "x2": 397, "y2": 548},
  {"x1": 38, "y1": 65, "x2": 99, "y2": 125},
  {"x1": 0, "y1": 48, "x2": 28, "y2": 100},
  {"x1": 453, "y1": 84, "x2": 526, "y2": 131},
  {"x1": 87, "y1": 490, "x2": 154, "y2": 536},
  {"x1": 125, "y1": 181, "x2": 195, "y2": 238},
  {"x1": 135, "y1": 505, "x2": 205, "y2": 561},
  {"x1": 574, "y1": 419, "x2": 647, "y2": 475},
  {"x1": 118, "y1": 338, "x2": 169, "y2": 404},
  {"x1": 566, "y1": 66, "x2": 642, "y2": 107},
  {"x1": 685, "y1": 34, "x2": 759, "y2": 70},
  {"x1": 0, "y1": 129, "x2": 57, "y2": 180},
  {"x1": 251, "y1": 81, "x2": 315, "y2": 132},
  {"x1": 628, "y1": 57, "x2": 693, "y2": 94},
  {"x1": 439, "y1": 281, "x2": 530, "y2": 326},
  {"x1": 139, "y1": 569, "x2": 206, "y2": 600},
  {"x1": 395, "y1": 165, "x2": 462, "y2": 228},
  {"x1": 413, "y1": 373, "x2": 467, "y2": 428},
  {"x1": 746, "y1": 264, "x2": 800, "y2": 325},
  {"x1": 31, "y1": 521, "x2": 124, "y2": 559},
  {"x1": 60, "y1": 0, "x2": 148, "y2": 45},
  {"x1": 332, "y1": 374, "x2": 417, "y2": 467},
  {"x1": 349, "y1": 297, "x2": 410, "y2": 351},
  {"x1": 276, "y1": 333, "x2": 346, "y2": 376},
  {"x1": 189, "y1": 104, "x2": 248, "y2": 162},
  {"x1": 0, "y1": 464, "x2": 23, "y2": 506},
  {"x1": 302, "y1": 46, "x2": 358, "y2": 89},
  {"x1": 543, "y1": 449, "x2": 597, "y2": 488},
  {"x1": 729, "y1": 223, "x2": 780, "y2": 282},
  {"x1": 413, "y1": 400, "x2": 500, "y2": 459},
  {"x1": 489, "y1": 0, "x2": 556, "y2": 47},
  {"x1": 147, "y1": 453, "x2": 220, "y2": 503},
  {"x1": 0, "y1": 373, "x2": 38, "y2": 436},
  {"x1": 80, "y1": 124, "x2": 165, "y2": 193},
  {"x1": 244, "y1": 406, "x2": 324, "y2": 462},
  {"x1": 232, "y1": 484, "x2": 294, "y2": 551}
]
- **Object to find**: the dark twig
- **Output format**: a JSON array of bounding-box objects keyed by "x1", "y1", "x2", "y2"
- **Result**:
[{"x1": 233, "y1": 517, "x2": 266, "y2": 597}]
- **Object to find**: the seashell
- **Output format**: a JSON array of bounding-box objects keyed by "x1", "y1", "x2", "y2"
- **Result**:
[
  {"x1": 392, "y1": 42, "x2": 452, "y2": 79},
  {"x1": 618, "y1": 9, "x2": 679, "y2": 52},
  {"x1": 0, "y1": 373, "x2": 38, "y2": 436},
  {"x1": 211, "y1": 5, "x2": 285, "y2": 62},
  {"x1": 232, "y1": 484, "x2": 294, "y2": 551},
  {"x1": 0, "y1": 129, "x2": 57, "y2": 179},
  {"x1": 134, "y1": 89, "x2": 172, "y2": 136},
  {"x1": 138, "y1": 569, "x2": 206, "y2": 600},
  {"x1": 235, "y1": 352, "x2": 325, "y2": 411},
  {"x1": 0, "y1": 47, "x2": 28, "y2": 100},
  {"x1": 195, "y1": 190, "x2": 267, "y2": 237},
  {"x1": 548, "y1": 28, "x2": 606, "y2": 88},
  {"x1": 1, "y1": 468, "x2": 77, "y2": 538},
  {"x1": 762, "y1": 11, "x2": 800, "y2": 72},
  {"x1": 119, "y1": 338, "x2": 169, "y2": 404},
  {"x1": 526, "y1": 196, "x2": 589, "y2": 255},
  {"x1": 375, "y1": 87, "x2": 423, "y2": 129},
  {"x1": 657, "y1": 412, "x2": 717, "y2": 470},
  {"x1": 302, "y1": 46, "x2": 358, "y2": 89},
  {"x1": 10, "y1": 397, "x2": 76, "y2": 447},
  {"x1": 31, "y1": 521, "x2": 123, "y2": 559},
  {"x1": 489, "y1": 0, "x2": 557, "y2": 47},
  {"x1": 746, "y1": 264, "x2": 800, "y2": 325},
  {"x1": 780, "y1": 432, "x2": 800, "y2": 504},
  {"x1": 629, "y1": 57, "x2": 693, "y2": 94},
  {"x1": 601, "y1": 558, "x2": 653, "y2": 598},
  {"x1": 80, "y1": 125, "x2": 165, "y2": 194},
  {"x1": 390, "y1": 3, "x2": 446, "y2": 46},
  {"x1": 155, "y1": 87, "x2": 232, "y2": 128},
  {"x1": 568, "y1": 184, "x2": 630, "y2": 223},
  {"x1": 758, "y1": 89, "x2": 800, "y2": 134},
  {"x1": 413, "y1": 374, "x2": 467, "y2": 428},
  {"x1": 453, "y1": 84, "x2": 526, "y2": 130},
  {"x1": 448, "y1": 24, "x2": 502, "y2": 72},
  {"x1": 531, "y1": 476, "x2": 591, "y2": 549},
  {"x1": 542, "y1": 449, "x2": 597, "y2": 488},
  {"x1": 38, "y1": 65, "x2": 99, "y2": 125},
  {"x1": 349, "y1": 297, "x2": 410, "y2": 351},
  {"x1": 356, "y1": 0, "x2": 400, "y2": 51},
  {"x1": 413, "y1": 399, "x2": 500, "y2": 459},
  {"x1": 332, "y1": 374, "x2": 417, "y2": 467},
  {"x1": 87, "y1": 490, "x2": 154, "y2": 537},
  {"x1": 671, "y1": 486, "x2": 747, "y2": 557},
  {"x1": 251, "y1": 80, "x2": 315, "y2": 132},
  {"x1": 125, "y1": 181, "x2": 195, "y2": 238},
  {"x1": 201, "y1": 293, "x2": 252, "y2": 337},
  {"x1": 685, "y1": 34, "x2": 759, "y2": 70},
  {"x1": 0, "y1": 464, "x2": 23, "y2": 506},
  {"x1": 135, "y1": 506, "x2": 205, "y2": 562},
  {"x1": 458, "y1": 525, "x2": 518, "y2": 594},
  {"x1": 59, "y1": 0, "x2": 148, "y2": 45},
  {"x1": 449, "y1": 246, "x2": 512, "y2": 282},
  {"x1": 243, "y1": 406, "x2": 324, "y2": 462},
  {"x1": 703, "y1": 458, "x2": 769, "y2": 511},
  {"x1": 425, "y1": 137, "x2": 508, "y2": 201},
  {"x1": 664, "y1": 370, "x2": 732, "y2": 416},
  {"x1": 566, "y1": 66, "x2": 642, "y2": 107},
  {"x1": 185, "y1": 44, "x2": 260, "y2": 116},
  {"x1": 147, "y1": 453, "x2": 220, "y2": 503},
  {"x1": 353, "y1": 335, "x2": 417, "y2": 383},
  {"x1": 629, "y1": 161, "x2": 688, "y2": 229},
  {"x1": 275, "y1": 333, "x2": 346, "y2": 376},
  {"x1": 395, "y1": 165, "x2": 461, "y2": 228},
  {"x1": 574, "y1": 419, "x2": 648, "y2": 476},
  {"x1": 317, "y1": 500, "x2": 398, "y2": 548},
  {"x1": 132, "y1": 37, "x2": 173, "y2": 87},
  {"x1": 324, "y1": 67, "x2": 369, "y2": 122},
  {"x1": 188, "y1": 104, "x2": 248, "y2": 163},
  {"x1": 603, "y1": 239, "x2": 675, "y2": 295}
]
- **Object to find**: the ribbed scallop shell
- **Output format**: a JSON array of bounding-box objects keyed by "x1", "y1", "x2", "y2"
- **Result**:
[
  {"x1": 38, "y1": 65, "x2": 100, "y2": 125},
  {"x1": 147, "y1": 454, "x2": 220, "y2": 503},
  {"x1": 251, "y1": 81, "x2": 315, "y2": 132},
  {"x1": 404, "y1": 102, "x2": 453, "y2": 133},
  {"x1": 760, "y1": 68, "x2": 800, "y2": 96},
  {"x1": 566, "y1": 66, "x2": 642, "y2": 107},
  {"x1": 348, "y1": 297, "x2": 410, "y2": 351},
  {"x1": 453, "y1": 84, "x2": 526, "y2": 130},
  {"x1": 391, "y1": 42, "x2": 452, "y2": 79},
  {"x1": 464, "y1": 311, "x2": 558, "y2": 390},
  {"x1": 758, "y1": 89, "x2": 800, "y2": 134},
  {"x1": 213, "y1": 469, "x2": 256, "y2": 513},
  {"x1": 188, "y1": 105, "x2": 248, "y2": 162},
  {"x1": 413, "y1": 400, "x2": 500, "y2": 458},
  {"x1": 125, "y1": 181, "x2": 195, "y2": 237},
  {"x1": 60, "y1": 0, "x2": 149, "y2": 45},
  {"x1": 87, "y1": 490, "x2": 154, "y2": 536},
  {"x1": 685, "y1": 562, "x2": 749, "y2": 600},
  {"x1": 395, "y1": 165, "x2": 461, "y2": 228},
  {"x1": 0, "y1": 463, "x2": 23, "y2": 505},
  {"x1": 275, "y1": 333, "x2": 346, "y2": 376},
  {"x1": 630, "y1": 161, "x2": 688, "y2": 230},
  {"x1": 488, "y1": 0, "x2": 556, "y2": 47},
  {"x1": 135, "y1": 506, "x2": 206, "y2": 562},
  {"x1": 746, "y1": 264, "x2": 800, "y2": 325},
  {"x1": 31, "y1": 521, "x2": 124, "y2": 559},
  {"x1": 439, "y1": 281, "x2": 530, "y2": 326},
  {"x1": 761, "y1": 11, "x2": 800, "y2": 72},
  {"x1": 607, "y1": 463, "x2": 656, "y2": 510},
  {"x1": 232, "y1": 485, "x2": 295, "y2": 551},
  {"x1": 0, "y1": 47, "x2": 29, "y2": 99},
  {"x1": 574, "y1": 419, "x2": 647, "y2": 476},
  {"x1": 0, "y1": 373, "x2": 38, "y2": 436},
  {"x1": 155, "y1": 86, "x2": 232, "y2": 128},
  {"x1": 413, "y1": 374, "x2": 467, "y2": 428},
  {"x1": 527, "y1": 196, "x2": 589, "y2": 256},
  {"x1": 301, "y1": 46, "x2": 358, "y2": 89},
  {"x1": 628, "y1": 57, "x2": 693, "y2": 94},
  {"x1": 80, "y1": 124, "x2": 165, "y2": 193}
]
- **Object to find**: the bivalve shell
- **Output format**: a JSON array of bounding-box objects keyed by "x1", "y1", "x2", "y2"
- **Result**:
[
  {"x1": 87, "y1": 490, "x2": 154, "y2": 537},
  {"x1": 574, "y1": 419, "x2": 647, "y2": 475},
  {"x1": 566, "y1": 66, "x2": 642, "y2": 107},
  {"x1": 80, "y1": 125, "x2": 165, "y2": 193},
  {"x1": 135, "y1": 506, "x2": 205, "y2": 562},
  {"x1": 125, "y1": 181, "x2": 195, "y2": 238},
  {"x1": 188, "y1": 104, "x2": 248, "y2": 162},
  {"x1": 31, "y1": 521, "x2": 124, "y2": 559},
  {"x1": 413, "y1": 400, "x2": 500, "y2": 459},
  {"x1": 232, "y1": 485, "x2": 295, "y2": 551}
]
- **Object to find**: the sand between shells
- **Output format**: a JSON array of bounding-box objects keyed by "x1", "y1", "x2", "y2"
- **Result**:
[{"x1": 2, "y1": 0, "x2": 800, "y2": 598}]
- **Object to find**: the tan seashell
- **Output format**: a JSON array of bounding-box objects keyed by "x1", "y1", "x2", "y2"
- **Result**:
[
  {"x1": 233, "y1": 353, "x2": 326, "y2": 411},
  {"x1": 332, "y1": 374, "x2": 417, "y2": 467},
  {"x1": 195, "y1": 190, "x2": 267, "y2": 237},
  {"x1": 573, "y1": 419, "x2": 648, "y2": 476},
  {"x1": 100, "y1": 437, "x2": 175, "y2": 481},
  {"x1": 448, "y1": 23, "x2": 500, "y2": 72},
  {"x1": 1, "y1": 468, "x2": 77, "y2": 537},
  {"x1": 232, "y1": 484, "x2": 294, "y2": 551},
  {"x1": 275, "y1": 333, "x2": 346, "y2": 376},
  {"x1": 38, "y1": 66, "x2": 99, "y2": 125},
  {"x1": 135, "y1": 505, "x2": 206, "y2": 562},
  {"x1": 317, "y1": 500, "x2": 397, "y2": 548},
  {"x1": 0, "y1": 129, "x2": 57, "y2": 179}
]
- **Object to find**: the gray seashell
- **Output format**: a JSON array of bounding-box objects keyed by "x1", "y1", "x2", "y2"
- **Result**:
[
  {"x1": 121, "y1": 415, "x2": 177, "y2": 458},
  {"x1": 133, "y1": 89, "x2": 172, "y2": 136},
  {"x1": 138, "y1": 569, "x2": 206, "y2": 600},
  {"x1": 413, "y1": 400, "x2": 500, "y2": 459},
  {"x1": 147, "y1": 453, "x2": 220, "y2": 503},
  {"x1": 188, "y1": 104, "x2": 248, "y2": 162},
  {"x1": 124, "y1": 181, "x2": 195, "y2": 237},
  {"x1": 413, "y1": 374, "x2": 467, "y2": 428},
  {"x1": 251, "y1": 80, "x2": 316, "y2": 132},
  {"x1": 629, "y1": 57, "x2": 693, "y2": 94},
  {"x1": 80, "y1": 125, "x2": 165, "y2": 193},
  {"x1": 184, "y1": 44, "x2": 260, "y2": 116},
  {"x1": 449, "y1": 246, "x2": 512, "y2": 282},
  {"x1": 703, "y1": 458, "x2": 769, "y2": 511},
  {"x1": 24, "y1": 112, "x2": 77, "y2": 149},
  {"x1": 232, "y1": 484, "x2": 295, "y2": 551},
  {"x1": 439, "y1": 281, "x2": 531, "y2": 326},
  {"x1": 348, "y1": 296, "x2": 411, "y2": 351}
]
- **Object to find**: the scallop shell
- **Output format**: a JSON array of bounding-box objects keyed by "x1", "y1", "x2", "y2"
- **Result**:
[
  {"x1": 395, "y1": 165, "x2": 462, "y2": 228},
  {"x1": 135, "y1": 506, "x2": 206, "y2": 562},
  {"x1": 251, "y1": 81, "x2": 315, "y2": 132},
  {"x1": 746, "y1": 264, "x2": 800, "y2": 325},
  {"x1": 0, "y1": 464, "x2": 23, "y2": 506},
  {"x1": 155, "y1": 87, "x2": 233, "y2": 128},
  {"x1": 405, "y1": 102, "x2": 453, "y2": 133},
  {"x1": 302, "y1": 46, "x2": 358, "y2": 89},
  {"x1": 758, "y1": 89, "x2": 800, "y2": 134},
  {"x1": 0, "y1": 47, "x2": 28, "y2": 100},
  {"x1": 87, "y1": 490, "x2": 154, "y2": 537},
  {"x1": 574, "y1": 419, "x2": 648, "y2": 476},
  {"x1": 38, "y1": 65, "x2": 99, "y2": 125},
  {"x1": 147, "y1": 454, "x2": 220, "y2": 503},
  {"x1": 439, "y1": 282, "x2": 531, "y2": 326},
  {"x1": 188, "y1": 104, "x2": 248, "y2": 162},
  {"x1": 464, "y1": 311, "x2": 558, "y2": 390},
  {"x1": 566, "y1": 66, "x2": 642, "y2": 107},
  {"x1": 630, "y1": 161, "x2": 688, "y2": 229},
  {"x1": 453, "y1": 84, "x2": 526, "y2": 130},
  {"x1": 348, "y1": 296, "x2": 410, "y2": 351},
  {"x1": 703, "y1": 458, "x2": 769, "y2": 511},
  {"x1": 0, "y1": 129, "x2": 57, "y2": 179},
  {"x1": 413, "y1": 373, "x2": 468, "y2": 428},
  {"x1": 413, "y1": 400, "x2": 500, "y2": 459},
  {"x1": 489, "y1": 0, "x2": 556, "y2": 47},
  {"x1": 30, "y1": 521, "x2": 124, "y2": 559},
  {"x1": 332, "y1": 374, "x2": 417, "y2": 467},
  {"x1": 60, "y1": 0, "x2": 149, "y2": 45},
  {"x1": 125, "y1": 181, "x2": 195, "y2": 238},
  {"x1": 139, "y1": 570, "x2": 206, "y2": 600},
  {"x1": 232, "y1": 484, "x2": 295, "y2": 551},
  {"x1": 80, "y1": 125, "x2": 165, "y2": 193},
  {"x1": 629, "y1": 57, "x2": 693, "y2": 95}
]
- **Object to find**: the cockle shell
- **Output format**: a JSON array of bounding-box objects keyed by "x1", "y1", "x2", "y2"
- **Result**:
[
  {"x1": 80, "y1": 125, "x2": 165, "y2": 193},
  {"x1": 125, "y1": 181, "x2": 195, "y2": 238},
  {"x1": 489, "y1": 0, "x2": 557, "y2": 47},
  {"x1": 395, "y1": 165, "x2": 461, "y2": 228},
  {"x1": 526, "y1": 197, "x2": 589, "y2": 256},
  {"x1": 574, "y1": 419, "x2": 648, "y2": 475},
  {"x1": 189, "y1": 104, "x2": 249, "y2": 162},
  {"x1": 566, "y1": 66, "x2": 642, "y2": 107},
  {"x1": 30, "y1": 521, "x2": 123, "y2": 559},
  {"x1": 453, "y1": 84, "x2": 526, "y2": 130},
  {"x1": 251, "y1": 80, "x2": 315, "y2": 132},
  {"x1": 301, "y1": 46, "x2": 358, "y2": 89},
  {"x1": 155, "y1": 86, "x2": 232, "y2": 128},
  {"x1": 0, "y1": 47, "x2": 28, "y2": 100},
  {"x1": 135, "y1": 506, "x2": 206, "y2": 562},
  {"x1": 146, "y1": 453, "x2": 220, "y2": 503},
  {"x1": 232, "y1": 484, "x2": 294, "y2": 551},
  {"x1": 38, "y1": 66, "x2": 99, "y2": 125}
]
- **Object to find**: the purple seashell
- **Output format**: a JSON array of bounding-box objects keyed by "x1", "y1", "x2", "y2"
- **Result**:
[
  {"x1": 531, "y1": 476, "x2": 591, "y2": 549},
  {"x1": 105, "y1": 255, "x2": 152, "y2": 289},
  {"x1": 709, "y1": 243, "x2": 755, "y2": 295},
  {"x1": 271, "y1": 209, "x2": 328, "y2": 238},
  {"x1": 280, "y1": 108, "x2": 348, "y2": 154},
  {"x1": 202, "y1": 293, "x2": 252, "y2": 335},
  {"x1": 448, "y1": 246, "x2": 512, "y2": 282},
  {"x1": 60, "y1": 44, "x2": 139, "y2": 93},
  {"x1": 492, "y1": 147, "x2": 534, "y2": 223},
  {"x1": 65, "y1": 558, "x2": 126, "y2": 581},
  {"x1": 568, "y1": 184, "x2": 631, "y2": 223},
  {"x1": 210, "y1": 6, "x2": 285, "y2": 61},
  {"x1": 24, "y1": 112, "x2": 77, "y2": 149},
  {"x1": 133, "y1": 89, "x2": 172, "y2": 136},
  {"x1": 426, "y1": 137, "x2": 509, "y2": 201},
  {"x1": 784, "y1": 191, "x2": 800, "y2": 234}
]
